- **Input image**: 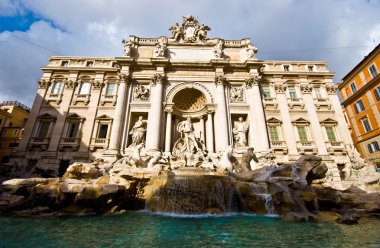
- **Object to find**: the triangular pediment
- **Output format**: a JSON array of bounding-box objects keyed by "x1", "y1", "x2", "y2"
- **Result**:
[
  {"x1": 320, "y1": 118, "x2": 337, "y2": 124},
  {"x1": 292, "y1": 118, "x2": 310, "y2": 124},
  {"x1": 267, "y1": 117, "x2": 282, "y2": 123},
  {"x1": 38, "y1": 113, "x2": 56, "y2": 119},
  {"x1": 96, "y1": 114, "x2": 112, "y2": 120}
]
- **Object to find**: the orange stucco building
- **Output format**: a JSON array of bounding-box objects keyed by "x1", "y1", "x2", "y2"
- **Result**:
[{"x1": 338, "y1": 44, "x2": 380, "y2": 168}]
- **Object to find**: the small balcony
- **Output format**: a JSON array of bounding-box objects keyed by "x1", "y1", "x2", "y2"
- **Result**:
[
  {"x1": 90, "y1": 138, "x2": 109, "y2": 151},
  {"x1": 45, "y1": 93, "x2": 63, "y2": 104},
  {"x1": 314, "y1": 98, "x2": 331, "y2": 110},
  {"x1": 325, "y1": 141, "x2": 347, "y2": 155},
  {"x1": 27, "y1": 137, "x2": 50, "y2": 150},
  {"x1": 296, "y1": 141, "x2": 317, "y2": 155},
  {"x1": 287, "y1": 98, "x2": 305, "y2": 109},
  {"x1": 73, "y1": 93, "x2": 91, "y2": 105},
  {"x1": 263, "y1": 97, "x2": 278, "y2": 109},
  {"x1": 270, "y1": 140, "x2": 288, "y2": 154},
  {"x1": 59, "y1": 137, "x2": 80, "y2": 151},
  {"x1": 100, "y1": 94, "x2": 117, "y2": 106}
]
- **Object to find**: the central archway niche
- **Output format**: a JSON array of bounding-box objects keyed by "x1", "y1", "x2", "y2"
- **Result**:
[
  {"x1": 167, "y1": 84, "x2": 213, "y2": 151},
  {"x1": 172, "y1": 88, "x2": 207, "y2": 113}
]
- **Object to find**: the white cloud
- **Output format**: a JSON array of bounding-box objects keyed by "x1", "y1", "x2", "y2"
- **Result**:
[{"x1": 0, "y1": 0, "x2": 380, "y2": 106}]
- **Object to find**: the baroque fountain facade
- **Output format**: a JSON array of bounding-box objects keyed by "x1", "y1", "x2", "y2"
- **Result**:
[{"x1": 2, "y1": 16, "x2": 380, "y2": 219}]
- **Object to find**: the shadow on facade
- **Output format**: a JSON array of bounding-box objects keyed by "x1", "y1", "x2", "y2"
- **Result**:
[{"x1": 2, "y1": 93, "x2": 91, "y2": 179}]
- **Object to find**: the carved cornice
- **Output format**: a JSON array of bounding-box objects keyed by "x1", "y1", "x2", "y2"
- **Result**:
[
  {"x1": 274, "y1": 83, "x2": 287, "y2": 93},
  {"x1": 38, "y1": 79, "x2": 51, "y2": 89},
  {"x1": 152, "y1": 73, "x2": 166, "y2": 85},
  {"x1": 214, "y1": 75, "x2": 227, "y2": 86},
  {"x1": 300, "y1": 84, "x2": 312, "y2": 94},
  {"x1": 244, "y1": 76, "x2": 260, "y2": 89}
]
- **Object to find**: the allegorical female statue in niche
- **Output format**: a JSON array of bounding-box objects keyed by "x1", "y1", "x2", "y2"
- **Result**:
[
  {"x1": 129, "y1": 116, "x2": 147, "y2": 147},
  {"x1": 233, "y1": 117, "x2": 249, "y2": 147}
]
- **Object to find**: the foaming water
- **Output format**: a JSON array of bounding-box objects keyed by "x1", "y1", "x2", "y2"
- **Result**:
[
  {"x1": 1, "y1": 212, "x2": 380, "y2": 248},
  {"x1": 148, "y1": 210, "x2": 282, "y2": 219}
]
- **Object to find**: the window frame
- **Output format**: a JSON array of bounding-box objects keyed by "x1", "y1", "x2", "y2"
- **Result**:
[
  {"x1": 51, "y1": 81, "x2": 64, "y2": 95},
  {"x1": 361, "y1": 117, "x2": 372, "y2": 133},
  {"x1": 350, "y1": 82, "x2": 357, "y2": 93},
  {"x1": 368, "y1": 141, "x2": 380, "y2": 153},
  {"x1": 374, "y1": 86, "x2": 380, "y2": 101},
  {"x1": 369, "y1": 64, "x2": 378, "y2": 79},
  {"x1": 354, "y1": 99, "x2": 365, "y2": 114},
  {"x1": 79, "y1": 82, "x2": 91, "y2": 95}
]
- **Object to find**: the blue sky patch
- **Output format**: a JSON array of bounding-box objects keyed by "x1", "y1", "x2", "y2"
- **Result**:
[{"x1": 0, "y1": 11, "x2": 62, "y2": 32}]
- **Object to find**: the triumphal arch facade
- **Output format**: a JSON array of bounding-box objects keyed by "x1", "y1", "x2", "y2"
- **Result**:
[{"x1": 13, "y1": 16, "x2": 355, "y2": 180}]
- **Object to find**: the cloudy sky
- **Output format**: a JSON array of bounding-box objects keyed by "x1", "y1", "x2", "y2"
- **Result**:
[{"x1": 0, "y1": 0, "x2": 379, "y2": 107}]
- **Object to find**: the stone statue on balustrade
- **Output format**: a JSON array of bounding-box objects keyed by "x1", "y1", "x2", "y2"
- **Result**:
[
  {"x1": 233, "y1": 117, "x2": 249, "y2": 148},
  {"x1": 129, "y1": 116, "x2": 147, "y2": 147},
  {"x1": 154, "y1": 38, "x2": 167, "y2": 57},
  {"x1": 213, "y1": 40, "x2": 224, "y2": 58},
  {"x1": 122, "y1": 39, "x2": 133, "y2": 57},
  {"x1": 246, "y1": 44, "x2": 258, "y2": 60}
]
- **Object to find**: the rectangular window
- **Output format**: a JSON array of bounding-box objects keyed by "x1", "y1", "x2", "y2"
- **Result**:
[
  {"x1": 1, "y1": 129, "x2": 7, "y2": 136},
  {"x1": 61, "y1": 61, "x2": 69, "y2": 66},
  {"x1": 97, "y1": 124, "x2": 109, "y2": 139},
  {"x1": 288, "y1": 86, "x2": 297, "y2": 99},
  {"x1": 369, "y1": 64, "x2": 378, "y2": 78},
  {"x1": 67, "y1": 122, "x2": 80, "y2": 138},
  {"x1": 374, "y1": 86, "x2": 380, "y2": 101},
  {"x1": 37, "y1": 121, "x2": 51, "y2": 138},
  {"x1": 79, "y1": 82, "x2": 91, "y2": 95},
  {"x1": 308, "y1": 65, "x2": 314, "y2": 72},
  {"x1": 51, "y1": 82, "x2": 63, "y2": 94},
  {"x1": 283, "y1": 65, "x2": 290, "y2": 71},
  {"x1": 86, "y1": 61, "x2": 94, "y2": 67},
  {"x1": 354, "y1": 100, "x2": 365, "y2": 114},
  {"x1": 361, "y1": 118, "x2": 372, "y2": 133},
  {"x1": 350, "y1": 82, "x2": 357, "y2": 93},
  {"x1": 106, "y1": 83, "x2": 117, "y2": 96},
  {"x1": 325, "y1": 126, "x2": 337, "y2": 142},
  {"x1": 368, "y1": 141, "x2": 380, "y2": 153},
  {"x1": 13, "y1": 129, "x2": 18, "y2": 136},
  {"x1": 268, "y1": 126, "x2": 279, "y2": 141},
  {"x1": 314, "y1": 87, "x2": 322, "y2": 99},
  {"x1": 262, "y1": 86, "x2": 271, "y2": 98},
  {"x1": 297, "y1": 126, "x2": 308, "y2": 142}
]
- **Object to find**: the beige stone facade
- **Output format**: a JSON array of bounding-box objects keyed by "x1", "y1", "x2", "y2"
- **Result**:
[{"x1": 12, "y1": 16, "x2": 354, "y2": 179}]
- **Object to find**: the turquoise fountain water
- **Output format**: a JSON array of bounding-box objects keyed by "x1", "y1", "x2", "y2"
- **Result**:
[{"x1": 1, "y1": 212, "x2": 379, "y2": 248}]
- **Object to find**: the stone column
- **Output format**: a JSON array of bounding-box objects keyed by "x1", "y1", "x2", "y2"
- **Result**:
[
  {"x1": 48, "y1": 78, "x2": 77, "y2": 152},
  {"x1": 326, "y1": 83, "x2": 354, "y2": 146},
  {"x1": 145, "y1": 73, "x2": 165, "y2": 151},
  {"x1": 17, "y1": 79, "x2": 50, "y2": 152},
  {"x1": 214, "y1": 75, "x2": 229, "y2": 152},
  {"x1": 199, "y1": 116, "x2": 205, "y2": 144},
  {"x1": 106, "y1": 73, "x2": 129, "y2": 154},
  {"x1": 275, "y1": 83, "x2": 298, "y2": 155},
  {"x1": 245, "y1": 76, "x2": 269, "y2": 152},
  {"x1": 164, "y1": 108, "x2": 173, "y2": 153},
  {"x1": 206, "y1": 111, "x2": 215, "y2": 153},
  {"x1": 300, "y1": 83, "x2": 328, "y2": 155}
]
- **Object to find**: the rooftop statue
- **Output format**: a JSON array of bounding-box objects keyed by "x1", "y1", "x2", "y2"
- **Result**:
[{"x1": 168, "y1": 15, "x2": 211, "y2": 43}]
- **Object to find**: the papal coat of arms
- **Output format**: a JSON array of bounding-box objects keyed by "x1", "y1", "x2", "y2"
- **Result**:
[{"x1": 169, "y1": 15, "x2": 211, "y2": 43}]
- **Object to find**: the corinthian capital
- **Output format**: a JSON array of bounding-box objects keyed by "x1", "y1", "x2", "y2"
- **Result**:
[
  {"x1": 214, "y1": 75, "x2": 227, "y2": 86},
  {"x1": 244, "y1": 75, "x2": 260, "y2": 89},
  {"x1": 152, "y1": 73, "x2": 166, "y2": 85},
  {"x1": 38, "y1": 79, "x2": 50, "y2": 89},
  {"x1": 274, "y1": 83, "x2": 286, "y2": 93},
  {"x1": 64, "y1": 80, "x2": 77, "y2": 89},
  {"x1": 118, "y1": 73, "x2": 131, "y2": 84}
]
